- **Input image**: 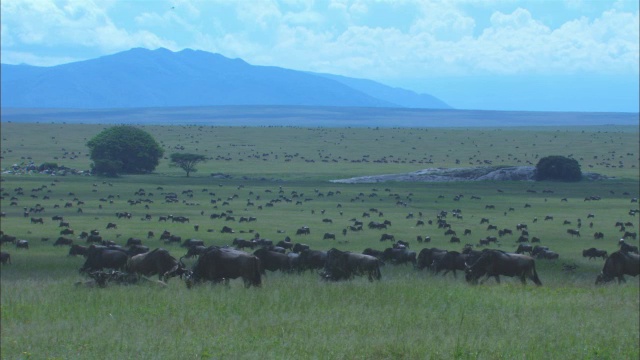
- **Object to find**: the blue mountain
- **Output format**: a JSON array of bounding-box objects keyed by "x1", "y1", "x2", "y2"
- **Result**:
[{"x1": 1, "y1": 48, "x2": 450, "y2": 109}]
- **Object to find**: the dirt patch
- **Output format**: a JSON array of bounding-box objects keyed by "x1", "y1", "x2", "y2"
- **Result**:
[{"x1": 330, "y1": 166, "x2": 609, "y2": 183}]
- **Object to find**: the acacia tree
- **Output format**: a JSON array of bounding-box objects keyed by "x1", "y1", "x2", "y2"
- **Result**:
[
  {"x1": 86, "y1": 126, "x2": 164, "y2": 177},
  {"x1": 170, "y1": 153, "x2": 207, "y2": 177},
  {"x1": 535, "y1": 155, "x2": 582, "y2": 182}
]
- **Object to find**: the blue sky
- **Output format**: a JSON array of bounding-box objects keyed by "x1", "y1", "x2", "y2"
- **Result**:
[{"x1": 1, "y1": 0, "x2": 638, "y2": 112}]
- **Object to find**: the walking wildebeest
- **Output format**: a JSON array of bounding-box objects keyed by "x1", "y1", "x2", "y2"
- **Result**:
[
  {"x1": 185, "y1": 247, "x2": 261, "y2": 288},
  {"x1": 582, "y1": 248, "x2": 607, "y2": 260},
  {"x1": 465, "y1": 250, "x2": 542, "y2": 285}
]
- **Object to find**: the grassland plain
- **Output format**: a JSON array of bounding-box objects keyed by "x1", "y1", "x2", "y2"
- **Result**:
[{"x1": 1, "y1": 122, "x2": 639, "y2": 359}]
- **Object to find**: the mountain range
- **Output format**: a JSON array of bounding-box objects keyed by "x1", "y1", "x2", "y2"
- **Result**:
[{"x1": 1, "y1": 48, "x2": 450, "y2": 109}]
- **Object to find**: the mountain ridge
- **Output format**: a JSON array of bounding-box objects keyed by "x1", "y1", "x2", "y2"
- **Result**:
[{"x1": 1, "y1": 48, "x2": 450, "y2": 110}]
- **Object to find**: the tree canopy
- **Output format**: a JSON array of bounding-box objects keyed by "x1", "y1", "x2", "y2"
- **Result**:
[
  {"x1": 170, "y1": 153, "x2": 207, "y2": 177},
  {"x1": 535, "y1": 155, "x2": 582, "y2": 182},
  {"x1": 86, "y1": 126, "x2": 164, "y2": 177}
]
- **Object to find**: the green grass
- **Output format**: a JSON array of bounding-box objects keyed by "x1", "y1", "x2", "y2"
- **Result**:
[{"x1": 1, "y1": 123, "x2": 639, "y2": 359}]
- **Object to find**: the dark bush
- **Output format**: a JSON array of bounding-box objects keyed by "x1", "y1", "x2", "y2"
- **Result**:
[{"x1": 535, "y1": 156, "x2": 582, "y2": 182}]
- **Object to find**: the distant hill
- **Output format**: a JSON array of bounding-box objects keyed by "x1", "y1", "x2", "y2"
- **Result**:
[{"x1": 1, "y1": 48, "x2": 450, "y2": 109}]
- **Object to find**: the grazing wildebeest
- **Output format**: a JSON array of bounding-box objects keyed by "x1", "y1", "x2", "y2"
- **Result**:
[
  {"x1": 321, "y1": 248, "x2": 381, "y2": 282},
  {"x1": 184, "y1": 245, "x2": 207, "y2": 259},
  {"x1": 582, "y1": 248, "x2": 608, "y2": 260},
  {"x1": 126, "y1": 237, "x2": 143, "y2": 247},
  {"x1": 86, "y1": 234, "x2": 103, "y2": 244},
  {"x1": 182, "y1": 239, "x2": 205, "y2": 248},
  {"x1": 593, "y1": 232, "x2": 604, "y2": 239},
  {"x1": 60, "y1": 228, "x2": 74, "y2": 235},
  {"x1": 379, "y1": 233, "x2": 395, "y2": 242},
  {"x1": 185, "y1": 247, "x2": 261, "y2": 288},
  {"x1": 79, "y1": 246, "x2": 128, "y2": 274},
  {"x1": 106, "y1": 222, "x2": 118, "y2": 229},
  {"x1": 595, "y1": 250, "x2": 640, "y2": 284},
  {"x1": 30, "y1": 217, "x2": 44, "y2": 224},
  {"x1": 147, "y1": 231, "x2": 155, "y2": 239},
  {"x1": 296, "y1": 226, "x2": 311, "y2": 235},
  {"x1": 323, "y1": 232, "x2": 336, "y2": 240},
  {"x1": 292, "y1": 243, "x2": 310, "y2": 253},
  {"x1": 221, "y1": 226, "x2": 234, "y2": 234},
  {"x1": 253, "y1": 248, "x2": 292, "y2": 273},
  {"x1": 54, "y1": 237, "x2": 73, "y2": 246},
  {"x1": 623, "y1": 231, "x2": 637, "y2": 240},
  {"x1": 536, "y1": 249, "x2": 559, "y2": 260},
  {"x1": 516, "y1": 244, "x2": 533, "y2": 255},
  {"x1": 1, "y1": 252, "x2": 11, "y2": 265},
  {"x1": 464, "y1": 250, "x2": 542, "y2": 285},
  {"x1": 618, "y1": 239, "x2": 639, "y2": 254},
  {"x1": 126, "y1": 248, "x2": 185, "y2": 281},
  {"x1": 16, "y1": 240, "x2": 29, "y2": 249}
]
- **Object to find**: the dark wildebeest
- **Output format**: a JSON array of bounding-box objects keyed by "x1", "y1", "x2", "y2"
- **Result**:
[
  {"x1": 595, "y1": 250, "x2": 640, "y2": 284},
  {"x1": 185, "y1": 247, "x2": 261, "y2": 288},
  {"x1": 54, "y1": 237, "x2": 74, "y2": 246},
  {"x1": 221, "y1": 226, "x2": 234, "y2": 234},
  {"x1": 184, "y1": 245, "x2": 207, "y2": 259},
  {"x1": 253, "y1": 248, "x2": 292, "y2": 273},
  {"x1": 30, "y1": 217, "x2": 44, "y2": 224},
  {"x1": 126, "y1": 248, "x2": 186, "y2": 281},
  {"x1": 465, "y1": 250, "x2": 542, "y2": 286},
  {"x1": 292, "y1": 243, "x2": 310, "y2": 254},
  {"x1": 181, "y1": 238, "x2": 205, "y2": 248},
  {"x1": 126, "y1": 237, "x2": 143, "y2": 247},
  {"x1": 416, "y1": 248, "x2": 447, "y2": 270},
  {"x1": 276, "y1": 240, "x2": 294, "y2": 250},
  {"x1": 86, "y1": 234, "x2": 102, "y2": 244},
  {"x1": 432, "y1": 251, "x2": 470, "y2": 278},
  {"x1": 79, "y1": 246, "x2": 128, "y2": 274},
  {"x1": 106, "y1": 222, "x2": 117, "y2": 229},
  {"x1": 363, "y1": 248, "x2": 384, "y2": 259},
  {"x1": 515, "y1": 244, "x2": 533, "y2": 255},
  {"x1": 60, "y1": 228, "x2": 74, "y2": 236},
  {"x1": 623, "y1": 231, "x2": 637, "y2": 240},
  {"x1": 1, "y1": 234, "x2": 17, "y2": 244},
  {"x1": 68, "y1": 244, "x2": 88, "y2": 257},
  {"x1": 381, "y1": 248, "x2": 416, "y2": 266},
  {"x1": 296, "y1": 226, "x2": 310, "y2": 235},
  {"x1": 232, "y1": 238, "x2": 256, "y2": 250},
  {"x1": 297, "y1": 249, "x2": 327, "y2": 272},
  {"x1": 321, "y1": 248, "x2": 381, "y2": 282},
  {"x1": 582, "y1": 248, "x2": 608, "y2": 260},
  {"x1": 128, "y1": 245, "x2": 150, "y2": 256},
  {"x1": 323, "y1": 232, "x2": 336, "y2": 240},
  {"x1": 1, "y1": 251, "x2": 11, "y2": 265},
  {"x1": 379, "y1": 233, "x2": 395, "y2": 242},
  {"x1": 16, "y1": 240, "x2": 29, "y2": 249},
  {"x1": 566, "y1": 229, "x2": 580, "y2": 237},
  {"x1": 619, "y1": 239, "x2": 639, "y2": 254},
  {"x1": 536, "y1": 249, "x2": 559, "y2": 260}
]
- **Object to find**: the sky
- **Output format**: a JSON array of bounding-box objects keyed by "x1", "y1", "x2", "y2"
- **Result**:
[{"x1": 1, "y1": 0, "x2": 639, "y2": 112}]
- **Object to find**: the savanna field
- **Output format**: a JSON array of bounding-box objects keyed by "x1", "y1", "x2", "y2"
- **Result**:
[{"x1": 1, "y1": 122, "x2": 639, "y2": 359}]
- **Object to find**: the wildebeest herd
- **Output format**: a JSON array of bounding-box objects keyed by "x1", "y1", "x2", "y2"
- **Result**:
[{"x1": 2, "y1": 179, "x2": 638, "y2": 289}]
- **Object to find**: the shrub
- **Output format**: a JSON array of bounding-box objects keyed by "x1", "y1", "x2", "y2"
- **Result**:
[{"x1": 535, "y1": 155, "x2": 582, "y2": 182}]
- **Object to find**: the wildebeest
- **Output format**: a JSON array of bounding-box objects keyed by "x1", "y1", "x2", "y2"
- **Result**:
[
  {"x1": 232, "y1": 238, "x2": 256, "y2": 250},
  {"x1": 595, "y1": 250, "x2": 640, "y2": 284},
  {"x1": 297, "y1": 249, "x2": 327, "y2": 272},
  {"x1": 60, "y1": 228, "x2": 74, "y2": 235},
  {"x1": 126, "y1": 248, "x2": 185, "y2": 281},
  {"x1": 68, "y1": 244, "x2": 89, "y2": 257},
  {"x1": 181, "y1": 238, "x2": 205, "y2": 248},
  {"x1": 379, "y1": 233, "x2": 395, "y2": 242},
  {"x1": 79, "y1": 246, "x2": 128, "y2": 273},
  {"x1": 515, "y1": 244, "x2": 533, "y2": 255},
  {"x1": 16, "y1": 240, "x2": 29, "y2": 249},
  {"x1": 126, "y1": 237, "x2": 143, "y2": 247},
  {"x1": 416, "y1": 247, "x2": 447, "y2": 270},
  {"x1": 321, "y1": 248, "x2": 381, "y2": 281},
  {"x1": 253, "y1": 247, "x2": 292, "y2": 273},
  {"x1": 184, "y1": 245, "x2": 207, "y2": 259},
  {"x1": 623, "y1": 231, "x2": 637, "y2": 240},
  {"x1": 221, "y1": 226, "x2": 234, "y2": 234},
  {"x1": 54, "y1": 236, "x2": 74, "y2": 246},
  {"x1": 323, "y1": 232, "x2": 336, "y2": 240},
  {"x1": 292, "y1": 243, "x2": 310, "y2": 253},
  {"x1": 1, "y1": 251, "x2": 11, "y2": 265},
  {"x1": 465, "y1": 250, "x2": 542, "y2": 285},
  {"x1": 363, "y1": 248, "x2": 384, "y2": 259},
  {"x1": 582, "y1": 248, "x2": 608, "y2": 260},
  {"x1": 432, "y1": 251, "x2": 469, "y2": 278},
  {"x1": 185, "y1": 247, "x2": 261, "y2": 288},
  {"x1": 106, "y1": 222, "x2": 118, "y2": 229},
  {"x1": 619, "y1": 239, "x2": 639, "y2": 254},
  {"x1": 381, "y1": 247, "x2": 416, "y2": 266},
  {"x1": 536, "y1": 249, "x2": 559, "y2": 260},
  {"x1": 296, "y1": 226, "x2": 310, "y2": 235},
  {"x1": 128, "y1": 244, "x2": 150, "y2": 256},
  {"x1": 30, "y1": 217, "x2": 44, "y2": 224},
  {"x1": 566, "y1": 229, "x2": 580, "y2": 237}
]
